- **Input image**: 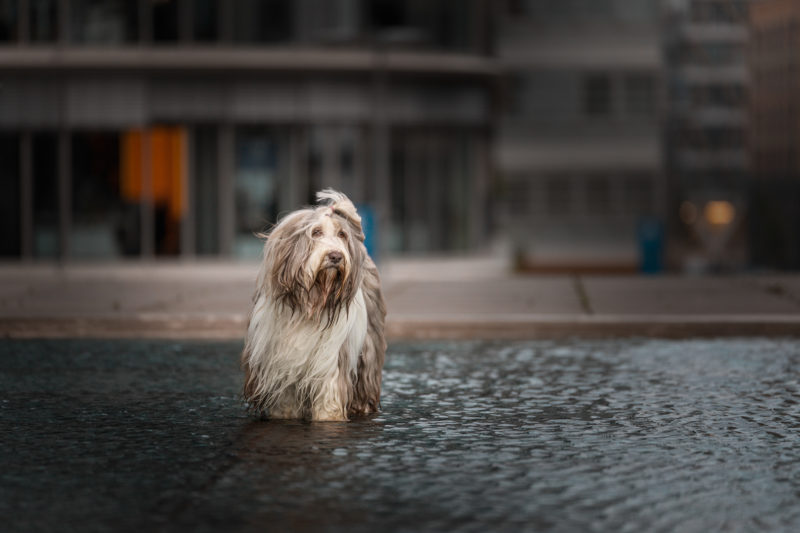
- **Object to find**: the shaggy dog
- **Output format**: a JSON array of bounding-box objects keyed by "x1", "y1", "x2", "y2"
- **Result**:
[{"x1": 241, "y1": 190, "x2": 386, "y2": 421}]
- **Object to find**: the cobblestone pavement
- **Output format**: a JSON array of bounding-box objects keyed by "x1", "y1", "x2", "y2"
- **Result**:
[{"x1": 3, "y1": 338, "x2": 800, "y2": 532}]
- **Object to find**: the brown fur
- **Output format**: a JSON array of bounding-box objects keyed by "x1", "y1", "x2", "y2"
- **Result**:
[
  {"x1": 349, "y1": 257, "x2": 387, "y2": 415},
  {"x1": 241, "y1": 189, "x2": 386, "y2": 420}
]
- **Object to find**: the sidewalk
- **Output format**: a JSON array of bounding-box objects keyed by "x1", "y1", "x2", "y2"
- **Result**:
[{"x1": 1, "y1": 259, "x2": 799, "y2": 339}]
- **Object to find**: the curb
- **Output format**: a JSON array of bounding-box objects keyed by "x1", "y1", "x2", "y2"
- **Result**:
[{"x1": 2, "y1": 314, "x2": 800, "y2": 340}]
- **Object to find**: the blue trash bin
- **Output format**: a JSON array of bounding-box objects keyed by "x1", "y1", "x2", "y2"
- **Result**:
[
  {"x1": 357, "y1": 204, "x2": 378, "y2": 263},
  {"x1": 637, "y1": 217, "x2": 663, "y2": 274}
]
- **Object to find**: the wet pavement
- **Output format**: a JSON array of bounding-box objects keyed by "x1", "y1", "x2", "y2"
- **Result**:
[{"x1": 2, "y1": 338, "x2": 800, "y2": 532}]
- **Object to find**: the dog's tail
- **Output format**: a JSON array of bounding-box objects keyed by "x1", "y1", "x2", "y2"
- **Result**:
[{"x1": 316, "y1": 189, "x2": 364, "y2": 241}]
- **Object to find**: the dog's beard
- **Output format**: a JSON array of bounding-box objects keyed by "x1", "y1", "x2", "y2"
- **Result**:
[
  {"x1": 307, "y1": 264, "x2": 348, "y2": 326},
  {"x1": 274, "y1": 257, "x2": 353, "y2": 328}
]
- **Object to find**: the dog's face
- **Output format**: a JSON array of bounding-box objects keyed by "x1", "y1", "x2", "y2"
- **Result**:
[
  {"x1": 265, "y1": 201, "x2": 365, "y2": 325},
  {"x1": 307, "y1": 207, "x2": 353, "y2": 278}
]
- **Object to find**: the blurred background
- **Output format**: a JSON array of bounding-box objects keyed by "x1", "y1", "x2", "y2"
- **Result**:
[{"x1": 0, "y1": 0, "x2": 798, "y2": 274}]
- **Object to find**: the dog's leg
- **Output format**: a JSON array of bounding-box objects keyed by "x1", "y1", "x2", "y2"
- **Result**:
[
  {"x1": 268, "y1": 385, "x2": 305, "y2": 420},
  {"x1": 350, "y1": 259, "x2": 386, "y2": 416},
  {"x1": 310, "y1": 373, "x2": 348, "y2": 421}
]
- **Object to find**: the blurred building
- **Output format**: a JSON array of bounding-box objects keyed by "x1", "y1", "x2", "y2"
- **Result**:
[
  {"x1": 0, "y1": 0, "x2": 497, "y2": 261},
  {"x1": 663, "y1": 0, "x2": 752, "y2": 272},
  {"x1": 496, "y1": 0, "x2": 665, "y2": 272},
  {"x1": 749, "y1": 0, "x2": 800, "y2": 269}
]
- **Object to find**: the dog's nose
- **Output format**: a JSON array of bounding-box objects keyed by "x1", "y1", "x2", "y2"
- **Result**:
[{"x1": 327, "y1": 251, "x2": 343, "y2": 264}]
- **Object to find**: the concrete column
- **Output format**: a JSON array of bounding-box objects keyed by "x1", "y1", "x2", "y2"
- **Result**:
[
  {"x1": 322, "y1": 125, "x2": 340, "y2": 191},
  {"x1": 371, "y1": 51, "x2": 390, "y2": 259},
  {"x1": 402, "y1": 133, "x2": 416, "y2": 251},
  {"x1": 451, "y1": 132, "x2": 467, "y2": 250},
  {"x1": 427, "y1": 134, "x2": 439, "y2": 249},
  {"x1": 20, "y1": 131, "x2": 33, "y2": 260},
  {"x1": 294, "y1": 126, "x2": 309, "y2": 209},
  {"x1": 139, "y1": 0, "x2": 152, "y2": 43},
  {"x1": 140, "y1": 129, "x2": 154, "y2": 258},
  {"x1": 17, "y1": 0, "x2": 29, "y2": 43},
  {"x1": 352, "y1": 126, "x2": 366, "y2": 205},
  {"x1": 180, "y1": 127, "x2": 195, "y2": 257},
  {"x1": 218, "y1": 0, "x2": 233, "y2": 43},
  {"x1": 278, "y1": 124, "x2": 308, "y2": 210},
  {"x1": 178, "y1": 0, "x2": 193, "y2": 43},
  {"x1": 58, "y1": 0, "x2": 70, "y2": 44},
  {"x1": 57, "y1": 128, "x2": 71, "y2": 262},
  {"x1": 654, "y1": 172, "x2": 667, "y2": 220},
  {"x1": 611, "y1": 173, "x2": 626, "y2": 218},
  {"x1": 570, "y1": 173, "x2": 583, "y2": 218},
  {"x1": 470, "y1": 131, "x2": 489, "y2": 250},
  {"x1": 218, "y1": 123, "x2": 235, "y2": 256},
  {"x1": 276, "y1": 127, "x2": 291, "y2": 216}
]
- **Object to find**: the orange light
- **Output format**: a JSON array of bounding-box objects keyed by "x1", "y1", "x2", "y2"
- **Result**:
[{"x1": 704, "y1": 201, "x2": 735, "y2": 226}]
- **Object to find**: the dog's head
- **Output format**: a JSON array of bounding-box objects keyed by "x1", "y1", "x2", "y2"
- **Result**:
[{"x1": 261, "y1": 189, "x2": 366, "y2": 325}]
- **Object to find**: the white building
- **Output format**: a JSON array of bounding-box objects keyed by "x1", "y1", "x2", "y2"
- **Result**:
[
  {"x1": 496, "y1": 0, "x2": 665, "y2": 272},
  {"x1": 0, "y1": 0, "x2": 498, "y2": 261}
]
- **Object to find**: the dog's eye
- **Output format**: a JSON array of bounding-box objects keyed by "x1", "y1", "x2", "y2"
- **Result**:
[
  {"x1": 338, "y1": 230, "x2": 346, "y2": 239},
  {"x1": 311, "y1": 228, "x2": 322, "y2": 238}
]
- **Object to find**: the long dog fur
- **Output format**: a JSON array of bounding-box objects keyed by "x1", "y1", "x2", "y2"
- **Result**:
[{"x1": 241, "y1": 190, "x2": 386, "y2": 421}]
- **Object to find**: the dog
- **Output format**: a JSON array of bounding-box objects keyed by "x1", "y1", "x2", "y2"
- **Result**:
[{"x1": 241, "y1": 189, "x2": 386, "y2": 421}]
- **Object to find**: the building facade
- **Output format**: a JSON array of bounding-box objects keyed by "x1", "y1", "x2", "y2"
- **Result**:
[
  {"x1": 663, "y1": 0, "x2": 752, "y2": 271},
  {"x1": 749, "y1": 0, "x2": 800, "y2": 269},
  {"x1": 496, "y1": 0, "x2": 665, "y2": 272},
  {"x1": 0, "y1": 0, "x2": 497, "y2": 261}
]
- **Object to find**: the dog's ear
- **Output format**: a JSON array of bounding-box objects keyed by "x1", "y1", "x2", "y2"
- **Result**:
[{"x1": 316, "y1": 189, "x2": 365, "y2": 242}]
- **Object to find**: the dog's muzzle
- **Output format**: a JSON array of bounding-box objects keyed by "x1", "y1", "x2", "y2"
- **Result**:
[{"x1": 323, "y1": 251, "x2": 344, "y2": 270}]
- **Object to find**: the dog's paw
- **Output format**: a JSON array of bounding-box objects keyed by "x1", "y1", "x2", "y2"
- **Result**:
[
  {"x1": 310, "y1": 408, "x2": 348, "y2": 422},
  {"x1": 268, "y1": 406, "x2": 304, "y2": 420}
]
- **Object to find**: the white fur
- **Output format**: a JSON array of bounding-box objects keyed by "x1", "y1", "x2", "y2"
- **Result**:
[
  {"x1": 242, "y1": 190, "x2": 385, "y2": 421},
  {"x1": 246, "y1": 287, "x2": 367, "y2": 420}
]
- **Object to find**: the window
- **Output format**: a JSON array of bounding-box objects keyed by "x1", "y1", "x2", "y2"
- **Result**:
[
  {"x1": 506, "y1": 0, "x2": 527, "y2": 16},
  {"x1": 29, "y1": 0, "x2": 57, "y2": 42},
  {"x1": 71, "y1": 0, "x2": 139, "y2": 44},
  {"x1": 33, "y1": 132, "x2": 58, "y2": 257},
  {"x1": 583, "y1": 74, "x2": 612, "y2": 116},
  {"x1": 234, "y1": 0, "x2": 292, "y2": 44},
  {"x1": 507, "y1": 181, "x2": 531, "y2": 217},
  {"x1": 613, "y1": 0, "x2": 658, "y2": 24},
  {"x1": 511, "y1": 71, "x2": 576, "y2": 119},
  {"x1": 193, "y1": 126, "x2": 219, "y2": 255},
  {"x1": 299, "y1": 0, "x2": 361, "y2": 44},
  {"x1": 235, "y1": 127, "x2": 280, "y2": 258},
  {"x1": 511, "y1": 0, "x2": 658, "y2": 25},
  {"x1": 702, "y1": 42, "x2": 744, "y2": 65},
  {"x1": 192, "y1": 0, "x2": 217, "y2": 42},
  {"x1": 72, "y1": 132, "x2": 142, "y2": 258},
  {"x1": 625, "y1": 74, "x2": 656, "y2": 116},
  {"x1": 0, "y1": 0, "x2": 17, "y2": 42},
  {"x1": 367, "y1": 0, "x2": 480, "y2": 52},
  {"x1": 587, "y1": 176, "x2": 611, "y2": 215},
  {"x1": 0, "y1": 133, "x2": 20, "y2": 257},
  {"x1": 152, "y1": 0, "x2": 178, "y2": 42},
  {"x1": 690, "y1": 0, "x2": 747, "y2": 24},
  {"x1": 546, "y1": 177, "x2": 571, "y2": 215},
  {"x1": 339, "y1": 126, "x2": 359, "y2": 201},
  {"x1": 690, "y1": 84, "x2": 746, "y2": 108},
  {"x1": 680, "y1": 127, "x2": 745, "y2": 150},
  {"x1": 623, "y1": 176, "x2": 653, "y2": 215},
  {"x1": 120, "y1": 127, "x2": 186, "y2": 256}
]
